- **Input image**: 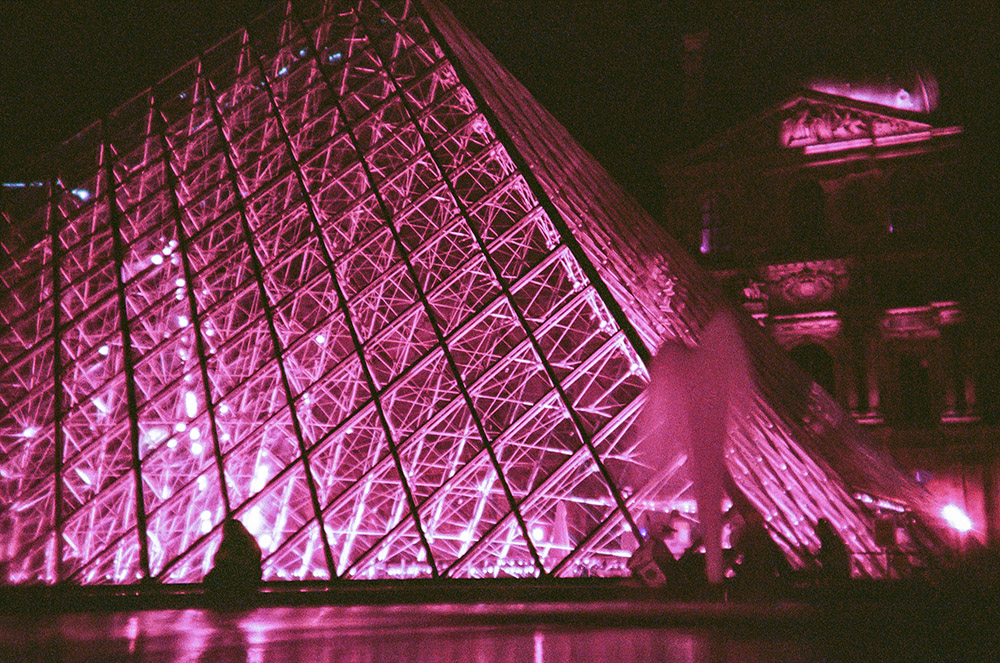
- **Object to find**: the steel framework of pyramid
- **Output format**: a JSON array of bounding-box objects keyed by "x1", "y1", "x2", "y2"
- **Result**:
[{"x1": 0, "y1": 0, "x2": 938, "y2": 585}]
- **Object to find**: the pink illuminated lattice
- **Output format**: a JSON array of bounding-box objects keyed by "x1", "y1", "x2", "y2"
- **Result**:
[{"x1": 0, "y1": 0, "x2": 933, "y2": 585}]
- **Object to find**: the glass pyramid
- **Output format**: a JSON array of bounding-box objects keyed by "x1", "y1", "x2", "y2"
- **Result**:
[{"x1": 0, "y1": 0, "x2": 935, "y2": 585}]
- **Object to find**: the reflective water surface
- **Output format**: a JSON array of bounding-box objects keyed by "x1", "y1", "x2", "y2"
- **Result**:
[{"x1": 2, "y1": 603, "x2": 825, "y2": 663}]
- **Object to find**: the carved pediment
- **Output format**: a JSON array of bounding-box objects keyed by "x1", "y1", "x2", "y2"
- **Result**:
[{"x1": 778, "y1": 97, "x2": 932, "y2": 149}]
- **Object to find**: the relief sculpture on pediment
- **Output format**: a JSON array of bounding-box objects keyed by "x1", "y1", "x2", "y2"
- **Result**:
[{"x1": 780, "y1": 103, "x2": 870, "y2": 147}]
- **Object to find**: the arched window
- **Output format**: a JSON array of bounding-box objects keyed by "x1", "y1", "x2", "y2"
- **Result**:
[
  {"x1": 789, "y1": 343, "x2": 836, "y2": 397},
  {"x1": 896, "y1": 352, "x2": 933, "y2": 425},
  {"x1": 788, "y1": 180, "x2": 826, "y2": 253},
  {"x1": 698, "y1": 192, "x2": 731, "y2": 256}
]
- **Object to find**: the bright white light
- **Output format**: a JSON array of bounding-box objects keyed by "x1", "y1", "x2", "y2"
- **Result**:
[
  {"x1": 174, "y1": 422, "x2": 187, "y2": 433},
  {"x1": 75, "y1": 468, "x2": 93, "y2": 485},
  {"x1": 185, "y1": 391, "x2": 198, "y2": 418},
  {"x1": 941, "y1": 504, "x2": 973, "y2": 533},
  {"x1": 150, "y1": 254, "x2": 164, "y2": 265},
  {"x1": 197, "y1": 476, "x2": 208, "y2": 491},
  {"x1": 167, "y1": 438, "x2": 178, "y2": 449},
  {"x1": 91, "y1": 397, "x2": 110, "y2": 415},
  {"x1": 190, "y1": 441, "x2": 204, "y2": 455},
  {"x1": 251, "y1": 464, "x2": 270, "y2": 492},
  {"x1": 146, "y1": 427, "x2": 167, "y2": 445},
  {"x1": 21, "y1": 426, "x2": 38, "y2": 438},
  {"x1": 218, "y1": 403, "x2": 230, "y2": 415},
  {"x1": 200, "y1": 512, "x2": 212, "y2": 534},
  {"x1": 259, "y1": 533, "x2": 273, "y2": 550},
  {"x1": 71, "y1": 188, "x2": 91, "y2": 201},
  {"x1": 98, "y1": 345, "x2": 110, "y2": 356},
  {"x1": 175, "y1": 278, "x2": 186, "y2": 287},
  {"x1": 189, "y1": 426, "x2": 201, "y2": 441},
  {"x1": 314, "y1": 334, "x2": 326, "y2": 344},
  {"x1": 531, "y1": 526, "x2": 545, "y2": 542},
  {"x1": 244, "y1": 507, "x2": 264, "y2": 535},
  {"x1": 178, "y1": 315, "x2": 189, "y2": 328},
  {"x1": 277, "y1": 66, "x2": 289, "y2": 76}
]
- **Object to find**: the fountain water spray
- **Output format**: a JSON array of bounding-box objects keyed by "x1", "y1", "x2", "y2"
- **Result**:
[{"x1": 642, "y1": 310, "x2": 752, "y2": 584}]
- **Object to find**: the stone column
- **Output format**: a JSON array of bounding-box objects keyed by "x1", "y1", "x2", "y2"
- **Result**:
[
  {"x1": 865, "y1": 336, "x2": 883, "y2": 421},
  {"x1": 983, "y1": 450, "x2": 1000, "y2": 547}
]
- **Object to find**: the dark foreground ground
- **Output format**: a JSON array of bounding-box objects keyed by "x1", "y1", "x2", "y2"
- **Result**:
[{"x1": 1, "y1": 579, "x2": 998, "y2": 662}]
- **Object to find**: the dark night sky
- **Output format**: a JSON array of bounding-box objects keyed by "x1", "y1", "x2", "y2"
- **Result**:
[{"x1": 1, "y1": 1, "x2": 995, "y2": 215}]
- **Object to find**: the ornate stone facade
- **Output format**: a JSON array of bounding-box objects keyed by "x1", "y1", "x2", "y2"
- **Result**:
[{"x1": 663, "y1": 88, "x2": 1000, "y2": 547}]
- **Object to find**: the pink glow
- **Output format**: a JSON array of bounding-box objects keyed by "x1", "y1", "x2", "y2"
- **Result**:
[
  {"x1": 643, "y1": 310, "x2": 752, "y2": 584},
  {"x1": 801, "y1": 127, "x2": 961, "y2": 155},
  {"x1": 808, "y1": 73, "x2": 938, "y2": 113}
]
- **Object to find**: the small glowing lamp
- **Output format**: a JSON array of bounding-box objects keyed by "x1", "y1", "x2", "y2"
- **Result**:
[
  {"x1": 150, "y1": 254, "x2": 164, "y2": 265},
  {"x1": 941, "y1": 504, "x2": 973, "y2": 533},
  {"x1": 21, "y1": 426, "x2": 38, "y2": 438},
  {"x1": 531, "y1": 525, "x2": 545, "y2": 542},
  {"x1": 98, "y1": 345, "x2": 110, "y2": 356},
  {"x1": 71, "y1": 188, "x2": 91, "y2": 201},
  {"x1": 185, "y1": 391, "x2": 199, "y2": 418}
]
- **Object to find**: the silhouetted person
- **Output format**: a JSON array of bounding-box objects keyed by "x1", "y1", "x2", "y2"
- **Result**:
[
  {"x1": 673, "y1": 513, "x2": 706, "y2": 584},
  {"x1": 651, "y1": 523, "x2": 682, "y2": 579},
  {"x1": 731, "y1": 510, "x2": 789, "y2": 592},
  {"x1": 629, "y1": 522, "x2": 680, "y2": 586},
  {"x1": 816, "y1": 517, "x2": 850, "y2": 581},
  {"x1": 204, "y1": 518, "x2": 262, "y2": 595}
]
